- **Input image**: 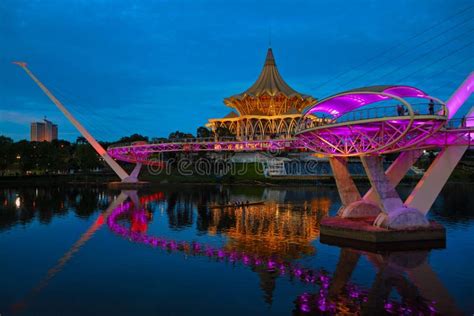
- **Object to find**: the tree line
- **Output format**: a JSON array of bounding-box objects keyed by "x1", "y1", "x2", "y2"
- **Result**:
[{"x1": 0, "y1": 126, "x2": 232, "y2": 176}]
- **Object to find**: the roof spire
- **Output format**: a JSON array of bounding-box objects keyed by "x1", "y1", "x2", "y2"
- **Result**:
[
  {"x1": 264, "y1": 47, "x2": 275, "y2": 66},
  {"x1": 268, "y1": 25, "x2": 272, "y2": 48},
  {"x1": 223, "y1": 47, "x2": 317, "y2": 115}
]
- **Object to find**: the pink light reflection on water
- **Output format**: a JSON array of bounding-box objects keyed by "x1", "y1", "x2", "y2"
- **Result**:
[{"x1": 107, "y1": 198, "x2": 438, "y2": 315}]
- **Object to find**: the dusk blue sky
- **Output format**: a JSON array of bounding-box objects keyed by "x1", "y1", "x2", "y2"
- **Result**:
[{"x1": 1, "y1": 0, "x2": 473, "y2": 141}]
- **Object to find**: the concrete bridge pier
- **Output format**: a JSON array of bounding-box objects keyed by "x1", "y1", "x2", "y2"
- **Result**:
[
  {"x1": 322, "y1": 153, "x2": 446, "y2": 243},
  {"x1": 361, "y1": 155, "x2": 429, "y2": 229},
  {"x1": 363, "y1": 150, "x2": 423, "y2": 203},
  {"x1": 330, "y1": 149, "x2": 441, "y2": 228},
  {"x1": 329, "y1": 151, "x2": 429, "y2": 226},
  {"x1": 123, "y1": 163, "x2": 143, "y2": 183},
  {"x1": 328, "y1": 157, "x2": 360, "y2": 212},
  {"x1": 323, "y1": 152, "x2": 444, "y2": 244},
  {"x1": 330, "y1": 152, "x2": 431, "y2": 229},
  {"x1": 329, "y1": 157, "x2": 380, "y2": 218}
]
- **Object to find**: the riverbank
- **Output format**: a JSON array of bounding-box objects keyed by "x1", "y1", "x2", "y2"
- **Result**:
[
  {"x1": 0, "y1": 173, "x2": 117, "y2": 186},
  {"x1": 0, "y1": 172, "x2": 428, "y2": 187},
  {"x1": 1, "y1": 160, "x2": 473, "y2": 186}
]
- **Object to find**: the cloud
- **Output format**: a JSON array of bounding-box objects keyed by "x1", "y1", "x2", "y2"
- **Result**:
[{"x1": 0, "y1": 110, "x2": 39, "y2": 124}]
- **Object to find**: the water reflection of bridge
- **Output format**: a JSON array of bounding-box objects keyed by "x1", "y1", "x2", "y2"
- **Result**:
[
  {"x1": 5, "y1": 188, "x2": 465, "y2": 315},
  {"x1": 110, "y1": 192, "x2": 461, "y2": 314}
]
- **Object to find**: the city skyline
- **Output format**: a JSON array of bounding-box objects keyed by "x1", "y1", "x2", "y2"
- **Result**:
[{"x1": 1, "y1": 0, "x2": 473, "y2": 141}]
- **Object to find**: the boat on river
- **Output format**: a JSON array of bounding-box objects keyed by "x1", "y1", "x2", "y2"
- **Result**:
[{"x1": 208, "y1": 201, "x2": 265, "y2": 209}]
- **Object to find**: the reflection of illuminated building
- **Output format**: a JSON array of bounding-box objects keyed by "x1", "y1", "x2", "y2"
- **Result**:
[
  {"x1": 205, "y1": 197, "x2": 330, "y2": 304},
  {"x1": 108, "y1": 194, "x2": 458, "y2": 315},
  {"x1": 207, "y1": 200, "x2": 329, "y2": 259},
  {"x1": 136, "y1": 192, "x2": 331, "y2": 305}
]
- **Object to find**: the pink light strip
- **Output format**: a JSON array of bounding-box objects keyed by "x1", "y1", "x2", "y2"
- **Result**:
[{"x1": 445, "y1": 71, "x2": 474, "y2": 119}]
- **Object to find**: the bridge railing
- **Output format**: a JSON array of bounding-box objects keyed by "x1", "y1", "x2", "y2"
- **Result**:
[
  {"x1": 107, "y1": 135, "x2": 297, "y2": 150},
  {"x1": 445, "y1": 116, "x2": 474, "y2": 129},
  {"x1": 296, "y1": 117, "x2": 332, "y2": 132},
  {"x1": 108, "y1": 137, "x2": 236, "y2": 149},
  {"x1": 334, "y1": 102, "x2": 446, "y2": 124},
  {"x1": 297, "y1": 101, "x2": 447, "y2": 133}
]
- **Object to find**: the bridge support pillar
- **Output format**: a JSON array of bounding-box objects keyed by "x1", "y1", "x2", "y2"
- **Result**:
[
  {"x1": 329, "y1": 157, "x2": 366, "y2": 218},
  {"x1": 360, "y1": 155, "x2": 429, "y2": 229},
  {"x1": 405, "y1": 145, "x2": 469, "y2": 214},
  {"x1": 329, "y1": 157, "x2": 380, "y2": 218},
  {"x1": 122, "y1": 163, "x2": 143, "y2": 183},
  {"x1": 364, "y1": 150, "x2": 423, "y2": 203},
  {"x1": 329, "y1": 157, "x2": 360, "y2": 206}
]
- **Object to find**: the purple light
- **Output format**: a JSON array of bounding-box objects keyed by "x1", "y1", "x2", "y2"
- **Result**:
[
  {"x1": 267, "y1": 259, "x2": 276, "y2": 270},
  {"x1": 446, "y1": 72, "x2": 474, "y2": 119},
  {"x1": 306, "y1": 86, "x2": 429, "y2": 118},
  {"x1": 300, "y1": 303, "x2": 310, "y2": 312},
  {"x1": 106, "y1": 194, "x2": 440, "y2": 315},
  {"x1": 383, "y1": 86, "x2": 427, "y2": 98},
  {"x1": 107, "y1": 79, "x2": 474, "y2": 161}
]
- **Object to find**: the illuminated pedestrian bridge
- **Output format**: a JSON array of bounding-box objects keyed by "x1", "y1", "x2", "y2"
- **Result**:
[
  {"x1": 14, "y1": 60, "x2": 474, "y2": 238},
  {"x1": 296, "y1": 85, "x2": 449, "y2": 156},
  {"x1": 105, "y1": 83, "x2": 471, "y2": 163}
]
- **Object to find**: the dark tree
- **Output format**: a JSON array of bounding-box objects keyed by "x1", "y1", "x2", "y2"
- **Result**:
[
  {"x1": 215, "y1": 126, "x2": 234, "y2": 138},
  {"x1": 0, "y1": 136, "x2": 14, "y2": 174},
  {"x1": 197, "y1": 126, "x2": 211, "y2": 138},
  {"x1": 74, "y1": 144, "x2": 101, "y2": 171},
  {"x1": 14, "y1": 140, "x2": 35, "y2": 172},
  {"x1": 76, "y1": 136, "x2": 87, "y2": 144},
  {"x1": 168, "y1": 131, "x2": 194, "y2": 140},
  {"x1": 117, "y1": 134, "x2": 149, "y2": 144}
]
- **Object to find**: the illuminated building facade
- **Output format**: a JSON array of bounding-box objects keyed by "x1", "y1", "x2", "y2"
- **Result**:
[
  {"x1": 206, "y1": 48, "x2": 321, "y2": 140},
  {"x1": 30, "y1": 118, "x2": 58, "y2": 142}
]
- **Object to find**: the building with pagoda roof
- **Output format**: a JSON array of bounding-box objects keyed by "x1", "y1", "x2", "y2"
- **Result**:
[{"x1": 206, "y1": 48, "x2": 321, "y2": 141}]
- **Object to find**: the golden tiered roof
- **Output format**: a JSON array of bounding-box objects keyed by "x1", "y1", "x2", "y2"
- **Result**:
[{"x1": 224, "y1": 48, "x2": 317, "y2": 116}]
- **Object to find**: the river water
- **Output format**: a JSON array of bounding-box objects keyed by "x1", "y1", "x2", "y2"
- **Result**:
[{"x1": 1, "y1": 183, "x2": 473, "y2": 315}]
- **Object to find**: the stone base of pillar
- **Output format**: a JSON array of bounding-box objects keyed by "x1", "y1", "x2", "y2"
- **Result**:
[
  {"x1": 122, "y1": 163, "x2": 143, "y2": 183},
  {"x1": 374, "y1": 207, "x2": 430, "y2": 229},
  {"x1": 320, "y1": 216, "x2": 445, "y2": 248},
  {"x1": 339, "y1": 200, "x2": 381, "y2": 218},
  {"x1": 122, "y1": 176, "x2": 140, "y2": 183},
  {"x1": 107, "y1": 180, "x2": 150, "y2": 189}
]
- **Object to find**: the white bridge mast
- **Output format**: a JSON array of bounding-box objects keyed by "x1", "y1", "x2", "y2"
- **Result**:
[{"x1": 14, "y1": 62, "x2": 137, "y2": 182}]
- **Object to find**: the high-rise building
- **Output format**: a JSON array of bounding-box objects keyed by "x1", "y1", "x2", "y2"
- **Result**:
[{"x1": 30, "y1": 118, "x2": 58, "y2": 142}]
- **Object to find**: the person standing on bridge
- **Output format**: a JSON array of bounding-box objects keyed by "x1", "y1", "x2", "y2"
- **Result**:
[
  {"x1": 428, "y1": 99, "x2": 435, "y2": 115},
  {"x1": 397, "y1": 104, "x2": 404, "y2": 116}
]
